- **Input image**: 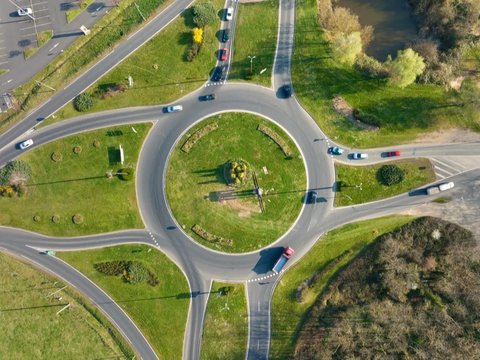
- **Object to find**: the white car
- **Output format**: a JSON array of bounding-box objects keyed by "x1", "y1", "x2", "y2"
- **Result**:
[
  {"x1": 18, "y1": 8, "x2": 33, "y2": 16},
  {"x1": 438, "y1": 182, "x2": 454, "y2": 191},
  {"x1": 165, "y1": 105, "x2": 183, "y2": 113},
  {"x1": 351, "y1": 152, "x2": 368, "y2": 160},
  {"x1": 19, "y1": 139, "x2": 33, "y2": 150},
  {"x1": 225, "y1": 7, "x2": 234, "y2": 21}
]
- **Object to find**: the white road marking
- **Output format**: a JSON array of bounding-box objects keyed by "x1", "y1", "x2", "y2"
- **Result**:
[
  {"x1": 434, "y1": 165, "x2": 454, "y2": 176},
  {"x1": 433, "y1": 158, "x2": 463, "y2": 173}
]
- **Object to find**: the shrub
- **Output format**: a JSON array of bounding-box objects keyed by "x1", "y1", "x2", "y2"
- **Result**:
[
  {"x1": 224, "y1": 159, "x2": 249, "y2": 186},
  {"x1": 118, "y1": 168, "x2": 134, "y2": 181},
  {"x1": 355, "y1": 53, "x2": 388, "y2": 79},
  {"x1": 181, "y1": 122, "x2": 218, "y2": 152},
  {"x1": 33, "y1": 215, "x2": 41, "y2": 222},
  {"x1": 0, "y1": 160, "x2": 32, "y2": 185},
  {"x1": 0, "y1": 185, "x2": 15, "y2": 197},
  {"x1": 73, "y1": 92, "x2": 95, "y2": 112},
  {"x1": 257, "y1": 124, "x2": 292, "y2": 157},
  {"x1": 94, "y1": 261, "x2": 128, "y2": 276},
  {"x1": 126, "y1": 262, "x2": 149, "y2": 284},
  {"x1": 51, "y1": 151, "x2": 63, "y2": 162},
  {"x1": 377, "y1": 165, "x2": 405, "y2": 186},
  {"x1": 192, "y1": 224, "x2": 233, "y2": 246},
  {"x1": 192, "y1": 2, "x2": 216, "y2": 28},
  {"x1": 93, "y1": 139, "x2": 101, "y2": 147},
  {"x1": 353, "y1": 108, "x2": 381, "y2": 127},
  {"x1": 52, "y1": 215, "x2": 60, "y2": 223},
  {"x1": 72, "y1": 214, "x2": 84, "y2": 224},
  {"x1": 73, "y1": 146, "x2": 82, "y2": 154},
  {"x1": 94, "y1": 261, "x2": 158, "y2": 286}
]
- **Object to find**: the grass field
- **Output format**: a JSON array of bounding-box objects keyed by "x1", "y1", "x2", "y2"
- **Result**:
[
  {"x1": 0, "y1": 123, "x2": 151, "y2": 236},
  {"x1": 228, "y1": 0, "x2": 278, "y2": 86},
  {"x1": 269, "y1": 215, "x2": 415, "y2": 358},
  {"x1": 58, "y1": 244, "x2": 190, "y2": 359},
  {"x1": 165, "y1": 113, "x2": 306, "y2": 252},
  {"x1": 0, "y1": 0, "x2": 171, "y2": 134},
  {"x1": 292, "y1": 0, "x2": 478, "y2": 148},
  {"x1": 55, "y1": 0, "x2": 225, "y2": 120},
  {"x1": 0, "y1": 252, "x2": 133, "y2": 359},
  {"x1": 201, "y1": 282, "x2": 247, "y2": 360},
  {"x1": 335, "y1": 158, "x2": 436, "y2": 206}
]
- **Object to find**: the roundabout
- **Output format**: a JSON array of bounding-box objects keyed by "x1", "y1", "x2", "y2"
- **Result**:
[{"x1": 165, "y1": 112, "x2": 306, "y2": 253}]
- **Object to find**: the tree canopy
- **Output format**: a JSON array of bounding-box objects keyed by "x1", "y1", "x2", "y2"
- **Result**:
[
  {"x1": 192, "y1": 2, "x2": 216, "y2": 28},
  {"x1": 331, "y1": 32, "x2": 362, "y2": 66},
  {"x1": 387, "y1": 48, "x2": 426, "y2": 88}
]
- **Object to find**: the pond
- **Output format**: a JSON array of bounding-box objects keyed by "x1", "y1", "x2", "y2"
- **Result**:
[{"x1": 336, "y1": 0, "x2": 418, "y2": 61}]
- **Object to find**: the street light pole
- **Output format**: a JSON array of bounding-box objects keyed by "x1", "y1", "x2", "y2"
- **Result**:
[{"x1": 247, "y1": 55, "x2": 256, "y2": 74}]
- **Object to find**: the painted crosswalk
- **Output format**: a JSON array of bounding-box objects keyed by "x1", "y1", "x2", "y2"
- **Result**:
[{"x1": 431, "y1": 157, "x2": 479, "y2": 180}]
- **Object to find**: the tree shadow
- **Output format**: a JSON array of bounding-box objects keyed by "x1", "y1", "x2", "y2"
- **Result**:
[{"x1": 193, "y1": 165, "x2": 225, "y2": 185}]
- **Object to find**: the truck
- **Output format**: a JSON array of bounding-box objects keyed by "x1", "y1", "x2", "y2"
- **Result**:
[
  {"x1": 426, "y1": 181, "x2": 454, "y2": 195},
  {"x1": 272, "y1": 246, "x2": 294, "y2": 274}
]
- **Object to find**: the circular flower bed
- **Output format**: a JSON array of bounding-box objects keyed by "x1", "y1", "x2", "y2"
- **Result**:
[
  {"x1": 73, "y1": 146, "x2": 82, "y2": 154},
  {"x1": 51, "y1": 152, "x2": 63, "y2": 162},
  {"x1": 72, "y1": 214, "x2": 84, "y2": 225}
]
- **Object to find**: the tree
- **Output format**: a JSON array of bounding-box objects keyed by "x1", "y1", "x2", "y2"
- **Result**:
[
  {"x1": 377, "y1": 165, "x2": 405, "y2": 186},
  {"x1": 331, "y1": 32, "x2": 362, "y2": 66},
  {"x1": 192, "y1": 27, "x2": 203, "y2": 44},
  {"x1": 73, "y1": 92, "x2": 95, "y2": 112},
  {"x1": 386, "y1": 48, "x2": 426, "y2": 88},
  {"x1": 192, "y1": 2, "x2": 216, "y2": 28}
]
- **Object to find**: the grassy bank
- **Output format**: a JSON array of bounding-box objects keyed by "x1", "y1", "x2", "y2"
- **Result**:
[
  {"x1": 58, "y1": 244, "x2": 190, "y2": 359},
  {"x1": 0, "y1": 251, "x2": 133, "y2": 359},
  {"x1": 0, "y1": 123, "x2": 150, "y2": 236},
  {"x1": 24, "y1": 30, "x2": 54, "y2": 59},
  {"x1": 166, "y1": 113, "x2": 306, "y2": 253},
  {"x1": 201, "y1": 282, "x2": 247, "y2": 360},
  {"x1": 292, "y1": 0, "x2": 477, "y2": 148},
  {"x1": 55, "y1": 0, "x2": 225, "y2": 120},
  {"x1": 229, "y1": 0, "x2": 278, "y2": 86},
  {"x1": 269, "y1": 215, "x2": 415, "y2": 358},
  {"x1": 335, "y1": 158, "x2": 436, "y2": 206},
  {"x1": 0, "y1": 0, "x2": 172, "y2": 134}
]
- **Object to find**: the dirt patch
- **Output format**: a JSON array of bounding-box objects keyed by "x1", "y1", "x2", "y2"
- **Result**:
[
  {"x1": 413, "y1": 128, "x2": 480, "y2": 144},
  {"x1": 332, "y1": 96, "x2": 379, "y2": 131},
  {"x1": 220, "y1": 197, "x2": 261, "y2": 217}
]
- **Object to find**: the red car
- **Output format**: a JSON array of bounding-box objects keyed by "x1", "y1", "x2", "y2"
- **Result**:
[
  {"x1": 386, "y1": 150, "x2": 401, "y2": 157},
  {"x1": 220, "y1": 48, "x2": 229, "y2": 61}
]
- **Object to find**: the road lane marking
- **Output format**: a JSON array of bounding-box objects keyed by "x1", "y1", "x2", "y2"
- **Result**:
[
  {"x1": 434, "y1": 165, "x2": 454, "y2": 176},
  {"x1": 433, "y1": 158, "x2": 463, "y2": 173}
]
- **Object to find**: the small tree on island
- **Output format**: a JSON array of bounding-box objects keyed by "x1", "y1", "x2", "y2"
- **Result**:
[{"x1": 192, "y1": 2, "x2": 216, "y2": 28}]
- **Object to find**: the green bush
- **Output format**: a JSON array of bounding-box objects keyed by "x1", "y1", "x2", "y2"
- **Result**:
[
  {"x1": 94, "y1": 261, "x2": 159, "y2": 286},
  {"x1": 118, "y1": 168, "x2": 134, "y2": 181},
  {"x1": 377, "y1": 165, "x2": 405, "y2": 186},
  {"x1": 257, "y1": 124, "x2": 292, "y2": 157},
  {"x1": 73, "y1": 93, "x2": 95, "y2": 112},
  {"x1": 353, "y1": 108, "x2": 381, "y2": 127},
  {"x1": 51, "y1": 151, "x2": 63, "y2": 162},
  {"x1": 0, "y1": 160, "x2": 32, "y2": 185},
  {"x1": 192, "y1": 2, "x2": 216, "y2": 28},
  {"x1": 127, "y1": 262, "x2": 149, "y2": 284},
  {"x1": 52, "y1": 215, "x2": 61, "y2": 223},
  {"x1": 73, "y1": 146, "x2": 82, "y2": 154},
  {"x1": 72, "y1": 214, "x2": 84, "y2": 224},
  {"x1": 94, "y1": 261, "x2": 128, "y2": 276}
]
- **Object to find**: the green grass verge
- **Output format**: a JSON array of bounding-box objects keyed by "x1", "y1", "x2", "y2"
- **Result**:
[
  {"x1": 166, "y1": 113, "x2": 306, "y2": 253},
  {"x1": 0, "y1": 251, "x2": 134, "y2": 359},
  {"x1": 55, "y1": 0, "x2": 225, "y2": 121},
  {"x1": 270, "y1": 215, "x2": 415, "y2": 358},
  {"x1": 0, "y1": 69, "x2": 8, "y2": 76},
  {"x1": 201, "y1": 282, "x2": 247, "y2": 360},
  {"x1": 0, "y1": 0, "x2": 172, "y2": 134},
  {"x1": 66, "y1": 0, "x2": 94, "y2": 23},
  {"x1": 292, "y1": 0, "x2": 478, "y2": 148},
  {"x1": 58, "y1": 244, "x2": 190, "y2": 359},
  {"x1": 24, "y1": 30, "x2": 54, "y2": 59},
  {"x1": 228, "y1": 0, "x2": 278, "y2": 86},
  {"x1": 0, "y1": 123, "x2": 151, "y2": 236},
  {"x1": 335, "y1": 158, "x2": 436, "y2": 206}
]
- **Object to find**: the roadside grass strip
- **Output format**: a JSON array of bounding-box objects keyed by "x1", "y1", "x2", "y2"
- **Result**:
[
  {"x1": 270, "y1": 215, "x2": 415, "y2": 358},
  {"x1": 56, "y1": 0, "x2": 225, "y2": 120},
  {"x1": 292, "y1": 0, "x2": 476, "y2": 147},
  {"x1": 0, "y1": 252, "x2": 133, "y2": 359},
  {"x1": 229, "y1": 0, "x2": 278, "y2": 86},
  {"x1": 0, "y1": 123, "x2": 151, "y2": 236},
  {"x1": 201, "y1": 282, "x2": 248, "y2": 360},
  {"x1": 58, "y1": 244, "x2": 190, "y2": 360},
  {"x1": 66, "y1": 0, "x2": 95, "y2": 23},
  {"x1": 166, "y1": 113, "x2": 306, "y2": 253},
  {"x1": 334, "y1": 158, "x2": 436, "y2": 206}
]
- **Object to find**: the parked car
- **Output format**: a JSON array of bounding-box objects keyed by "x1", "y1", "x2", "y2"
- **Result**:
[
  {"x1": 351, "y1": 152, "x2": 368, "y2": 160},
  {"x1": 211, "y1": 66, "x2": 223, "y2": 81},
  {"x1": 222, "y1": 29, "x2": 230, "y2": 42},
  {"x1": 426, "y1": 182, "x2": 454, "y2": 195},
  {"x1": 199, "y1": 94, "x2": 216, "y2": 101},
  {"x1": 328, "y1": 146, "x2": 344, "y2": 155},
  {"x1": 219, "y1": 48, "x2": 229, "y2": 61},
  {"x1": 306, "y1": 190, "x2": 317, "y2": 204},
  {"x1": 225, "y1": 7, "x2": 234, "y2": 21},
  {"x1": 18, "y1": 8, "x2": 33, "y2": 16},
  {"x1": 385, "y1": 150, "x2": 401, "y2": 157},
  {"x1": 164, "y1": 105, "x2": 183, "y2": 113},
  {"x1": 19, "y1": 139, "x2": 33, "y2": 150}
]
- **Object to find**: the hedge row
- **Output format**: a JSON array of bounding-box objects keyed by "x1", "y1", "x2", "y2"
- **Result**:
[
  {"x1": 181, "y1": 122, "x2": 218, "y2": 153},
  {"x1": 191, "y1": 224, "x2": 233, "y2": 246},
  {"x1": 94, "y1": 260, "x2": 159, "y2": 286},
  {"x1": 257, "y1": 124, "x2": 292, "y2": 157}
]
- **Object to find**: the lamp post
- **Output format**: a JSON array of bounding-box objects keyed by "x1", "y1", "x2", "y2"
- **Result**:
[{"x1": 247, "y1": 55, "x2": 256, "y2": 74}]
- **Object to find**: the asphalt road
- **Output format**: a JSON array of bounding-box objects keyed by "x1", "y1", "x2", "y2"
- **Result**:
[{"x1": 0, "y1": 0, "x2": 480, "y2": 359}]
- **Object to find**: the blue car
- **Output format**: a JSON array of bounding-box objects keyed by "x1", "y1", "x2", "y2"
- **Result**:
[{"x1": 328, "y1": 146, "x2": 344, "y2": 155}]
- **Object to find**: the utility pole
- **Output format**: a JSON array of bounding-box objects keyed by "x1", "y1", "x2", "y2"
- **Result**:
[
  {"x1": 35, "y1": 80, "x2": 56, "y2": 91},
  {"x1": 8, "y1": 0, "x2": 39, "y2": 46},
  {"x1": 247, "y1": 55, "x2": 256, "y2": 74},
  {"x1": 134, "y1": 3, "x2": 146, "y2": 21}
]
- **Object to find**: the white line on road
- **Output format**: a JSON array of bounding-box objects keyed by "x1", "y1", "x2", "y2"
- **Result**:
[
  {"x1": 48, "y1": 43, "x2": 59, "y2": 52},
  {"x1": 433, "y1": 158, "x2": 462, "y2": 173}
]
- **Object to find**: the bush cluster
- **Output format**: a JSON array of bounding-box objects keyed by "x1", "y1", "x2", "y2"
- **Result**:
[
  {"x1": 93, "y1": 261, "x2": 159, "y2": 286},
  {"x1": 0, "y1": 185, "x2": 15, "y2": 197},
  {"x1": 224, "y1": 160, "x2": 249, "y2": 186},
  {"x1": 73, "y1": 93, "x2": 94, "y2": 112},
  {"x1": 73, "y1": 146, "x2": 82, "y2": 154},
  {"x1": 192, "y1": 2, "x2": 216, "y2": 28},
  {"x1": 52, "y1": 215, "x2": 60, "y2": 224},
  {"x1": 257, "y1": 124, "x2": 292, "y2": 157},
  {"x1": 192, "y1": 224, "x2": 233, "y2": 247},
  {"x1": 186, "y1": 42, "x2": 201, "y2": 62},
  {"x1": 0, "y1": 160, "x2": 32, "y2": 185},
  {"x1": 93, "y1": 139, "x2": 101, "y2": 148},
  {"x1": 377, "y1": 164, "x2": 405, "y2": 186},
  {"x1": 352, "y1": 108, "x2": 381, "y2": 127},
  {"x1": 51, "y1": 151, "x2": 63, "y2": 162},
  {"x1": 72, "y1": 214, "x2": 84, "y2": 224},
  {"x1": 181, "y1": 122, "x2": 218, "y2": 153}
]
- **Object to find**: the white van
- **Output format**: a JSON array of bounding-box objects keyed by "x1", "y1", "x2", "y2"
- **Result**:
[{"x1": 438, "y1": 182, "x2": 454, "y2": 191}]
